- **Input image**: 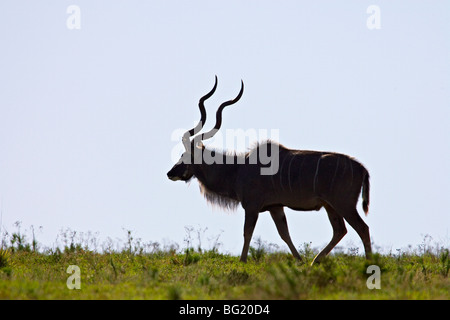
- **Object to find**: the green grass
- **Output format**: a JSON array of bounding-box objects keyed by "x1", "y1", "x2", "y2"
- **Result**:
[{"x1": 0, "y1": 225, "x2": 448, "y2": 299}]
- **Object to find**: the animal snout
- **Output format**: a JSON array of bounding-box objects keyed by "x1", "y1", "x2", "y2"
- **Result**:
[{"x1": 167, "y1": 171, "x2": 179, "y2": 181}]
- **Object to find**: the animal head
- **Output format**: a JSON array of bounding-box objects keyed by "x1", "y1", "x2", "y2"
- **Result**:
[{"x1": 167, "y1": 76, "x2": 244, "y2": 182}]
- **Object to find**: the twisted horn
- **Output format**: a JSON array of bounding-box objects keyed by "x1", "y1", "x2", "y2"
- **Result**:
[
  {"x1": 198, "y1": 80, "x2": 244, "y2": 141},
  {"x1": 182, "y1": 75, "x2": 218, "y2": 151}
]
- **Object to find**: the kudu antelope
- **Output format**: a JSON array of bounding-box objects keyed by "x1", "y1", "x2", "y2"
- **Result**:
[{"x1": 167, "y1": 76, "x2": 372, "y2": 264}]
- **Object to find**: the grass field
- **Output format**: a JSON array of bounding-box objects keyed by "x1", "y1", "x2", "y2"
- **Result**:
[{"x1": 0, "y1": 224, "x2": 448, "y2": 300}]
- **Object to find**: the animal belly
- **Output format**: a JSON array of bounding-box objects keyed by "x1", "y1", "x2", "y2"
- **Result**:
[
  {"x1": 285, "y1": 197, "x2": 324, "y2": 211},
  {"x1": 261, "y1": 197, "x2": 324, "y2": 212}
]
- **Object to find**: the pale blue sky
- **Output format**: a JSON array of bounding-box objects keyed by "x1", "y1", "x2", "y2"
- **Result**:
[{"x1": 0, "y1": 1, "x2": 449, "y2": 254}]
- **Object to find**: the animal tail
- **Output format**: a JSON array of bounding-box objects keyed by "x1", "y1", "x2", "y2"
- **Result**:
[{"x1": 362, "y1": 169, "x2": 370, "y2": 215}]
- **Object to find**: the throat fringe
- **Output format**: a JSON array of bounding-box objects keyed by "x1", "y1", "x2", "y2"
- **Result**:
[{"x1": 198, "y1": 182, "x2": 240, "y2": 211}]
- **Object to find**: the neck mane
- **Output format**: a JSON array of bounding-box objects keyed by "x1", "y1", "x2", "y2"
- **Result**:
[{"x1": 193, "y1": 148, "x2": 243, "y2": 211}]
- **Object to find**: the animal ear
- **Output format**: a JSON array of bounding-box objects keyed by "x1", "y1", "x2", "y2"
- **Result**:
[{"x1": 195, "y1": 141, "x2": 204, "y2": 149}]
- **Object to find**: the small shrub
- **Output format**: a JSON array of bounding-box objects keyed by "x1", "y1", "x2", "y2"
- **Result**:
[
  {"x1": 0, "y1": 248, "x2": 10, "y2": 268},
  {"x1": 167, "y1": 286, "x2": 182, "y2": 300},
  {"x1": 439, "y1": 249, "x2": 449, "y2": 277},
  {"x1": 249, "y1": 237, "x2": 276, "y2": 262},
  {"x1": 227, "y1": 269, "x2": 250, "y2": 285},
  {"x1": 184, "y1": 248, "x2": 201, "y2": 265}
]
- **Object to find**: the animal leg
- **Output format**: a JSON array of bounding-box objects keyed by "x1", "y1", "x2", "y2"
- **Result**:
[
  {"x1": 312, "y1": 204, "x2": 347, "y2": 264},
  {"x1": 240, "y1": 210, "x2": 259, "y2": 262},
  {"x1": 340, "y1": 207, "x2": 372, "y2": 259},
  {"x1": 269, "y1": 206, "x2": 302, "y2": 261}
]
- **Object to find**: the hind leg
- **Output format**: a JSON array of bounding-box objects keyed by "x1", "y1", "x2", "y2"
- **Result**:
[
  {"x1": 340, "y1": 207, "x2": 372, "y2": 259},
  {"x1": 312, "y1": 204, "x2": 347, "y2": 264}
]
